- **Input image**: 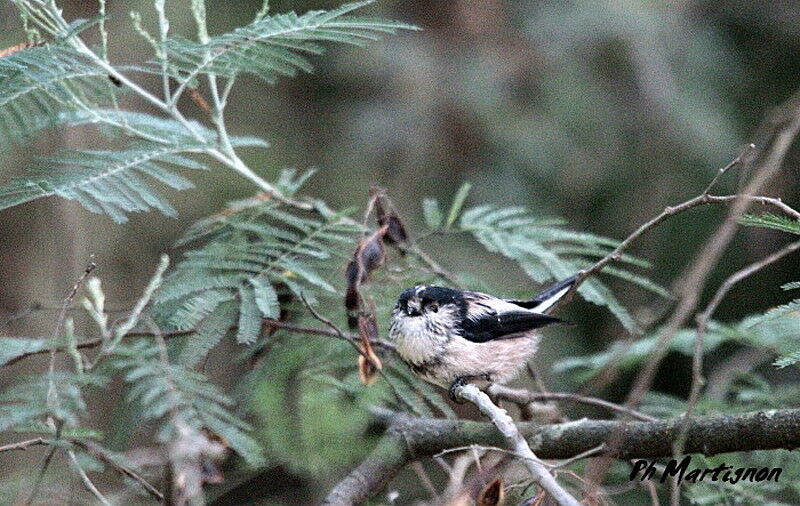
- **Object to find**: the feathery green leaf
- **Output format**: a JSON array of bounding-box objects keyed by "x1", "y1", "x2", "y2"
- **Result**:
[
  {"x1": 0, "y1": 43, "x2": 116, "y2": 145},
  {"x1": 164, "y1": 1, "x2": 417, "y2": 85},
  {"x1": 0, "y1": 143, "x2": 209, "y2": 222},
  {"x1": 459, "y1": 203, "x2": 650, "y2": 332},
  {"x1": 109, "y1": 339, "x2": 265, "y2": 466},
  {"x1": 740, "y1": 213, "x2": 800, "y2": 235}
]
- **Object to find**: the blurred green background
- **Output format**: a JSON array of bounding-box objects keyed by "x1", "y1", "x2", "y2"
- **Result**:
[{"x1": 1, "y1": 0, "x2": 799, "y2": 503}]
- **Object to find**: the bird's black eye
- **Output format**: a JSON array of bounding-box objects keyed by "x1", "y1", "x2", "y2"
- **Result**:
[{"x1": 427, "y1": 301, "x2": 439, "y2": 313}]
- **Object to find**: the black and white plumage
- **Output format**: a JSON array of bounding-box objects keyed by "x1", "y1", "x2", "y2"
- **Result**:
[{"x1": 388, "y1": 275, "x2": 577, "y2": 396}]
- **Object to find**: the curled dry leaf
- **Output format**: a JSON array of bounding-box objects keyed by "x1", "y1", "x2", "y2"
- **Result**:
[
  {"x1": 358, "y1": 355, "x2": 380, "y2": 386},
  {"x1": 345, "y1": 225, "x2": 388, "y2": 328},
  {"x1": 357, "y1": 314, "x2": 382, "y2": 386},
  {"x1": 346, "y1": 189, "x2": 408, "y2": 383},
  {"x1": 374, "y1": 190, "x2": 409, "y2": 246}
]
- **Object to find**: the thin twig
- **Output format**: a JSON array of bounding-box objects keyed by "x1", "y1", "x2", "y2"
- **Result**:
[
  {"x1": 0, "y1": 438, "x2": 163, "y2": 501},
  {"x1": 705, "y1": 348, "x2": 773, "y2": 400},
  {"x1": 575, "y1": 144, "x2": 755, "y2": 288},
  {"x1": 4, "y1": 317, "x2": 394, "y2": 368},
  {"x1": 68, "y1": 449, "x2": 111, "y2": 506},
  {"x1": 300, "y1": 294, "x2": 381, "y2": 367},
  {"x1": 399, "y1": 243, "x2": 461, "y2": 287},
  {"x1": 673, "y1": 238, "x2": 800, "y2": 465},
  {"x1": 72, "y1": 439, "x2": 164, "y2": 502},
  {"x1": 488, "y1": 385, "x2": 657, "y2": 422},
  {"x1": 435, "y1": 442, "x2": 605, "y2": 470},
  {"x1": 0, "y1": 303, "x2": 42, "y2": 331},
  {"x1": 0, "y1": 438, "x2": 46, "y2": 452},
  {"x1": 586, "y1": 89, "x2": 800, "y2": 502},
  {"x1": 702, "y1": 144, "x2": 755, "y2": 195},
  {"x1": 454, "y1": 384, "x2": 581, "y2": 506},
  {"x1": 299, "y1": 296, "x2": 420, "y2": 413},
  {"x1": 27, "y1": 259, "x2": 96, "y2": 506},
  {"x1": 411, "y1": 461, "x2": 440, "y2": 501},
  {"x1": 434, "y1": 444, "x2": 512, "y2": 459},
  {"x1": 707, "y1": 194, "x2": 800, "y2": 220},
  {"x1": 263, "y1": 319, "x2": 394, "y2": 351},
  {"x1": 49, "y1": 259, "x2": 96, "y2": 384},
  {"x1": 549, "y1": 444, "x2": 607, "y2": 470},
  {"x1": 27, "y1": 442, "x2": 59, "y2": 506}
]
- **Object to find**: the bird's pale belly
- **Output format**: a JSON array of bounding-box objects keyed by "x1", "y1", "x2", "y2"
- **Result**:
[{"x1": 403, "y1": 333, "x2": 540, "y2": 388}]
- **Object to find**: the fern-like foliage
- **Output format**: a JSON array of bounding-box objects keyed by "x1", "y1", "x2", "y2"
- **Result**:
[
  {"x1": 157, "y1": 170, "x2": 359, "y2": 351},
  {"x1": 556, "y1": 299, "x2": 800, "y2": 382},
  {"x1": 740, "y1": 213, "x2": 800, "y2": 235},
  {"x1": 1, "y1": 144, "x2": 203, "y2": 222},
  {"x1": 0, "y1": 43, "x2": 116, "y2": 146},
  {"x1": 0, "y1": 111, "x2": 268, "y2": 222},
  {"x1": 106, "y1": 339, "x2": 264, "y2": 467},
  {"x1": 0, "y1": 371, "x2": 106, "y2": 433},
  {"x1": 163, "y1": 1, "x2": 415, "y2": 85},
  {"x1": 449, "y1": 202, "x2": 667, "y2": 331},
  {"x1": 782, "y1": 281, "x2": 800, "y2": 291}
]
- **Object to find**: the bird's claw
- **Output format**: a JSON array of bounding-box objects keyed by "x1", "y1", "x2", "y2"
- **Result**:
[
  {"x1": 448, "y1": 374, "x2": 492, "y2": 403},
  {"x1": 448, "y1": 378, "x2": 468, "y2": 403}
]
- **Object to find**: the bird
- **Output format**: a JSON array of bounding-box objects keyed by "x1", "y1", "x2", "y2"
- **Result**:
[{"x1": 388, "y1": 275, "x2": 577, "y2": 401}]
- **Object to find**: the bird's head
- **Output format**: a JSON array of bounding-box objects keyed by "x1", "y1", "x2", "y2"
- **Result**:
[
  {"x1": 395, "y1": 285, "x2": 462, "y2": 316},
  {"x1": 389, "y1": 285, "x2": 466, "y2": 340}
]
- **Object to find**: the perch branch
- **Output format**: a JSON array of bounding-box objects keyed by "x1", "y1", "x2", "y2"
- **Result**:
[{"x1": 324, "y1": 408, "x2": 800, "y2": 505}]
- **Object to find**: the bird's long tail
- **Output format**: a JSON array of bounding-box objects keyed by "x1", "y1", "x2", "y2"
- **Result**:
[{"x1": 508, "y1": 274, "x2": 578, "y2": 314}]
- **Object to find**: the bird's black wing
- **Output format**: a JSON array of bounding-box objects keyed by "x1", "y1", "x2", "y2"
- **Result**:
[{"x1": 460, "y1": 310, "x2": 565, "y2": 343}]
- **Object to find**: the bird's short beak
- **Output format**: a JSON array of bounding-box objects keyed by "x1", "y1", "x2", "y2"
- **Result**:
[{"x1": 406, "y1": 307, "x2": 421, "y2": 317}]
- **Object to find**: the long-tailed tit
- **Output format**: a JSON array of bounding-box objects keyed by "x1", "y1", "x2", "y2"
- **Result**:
[{"x1": 389, "y1": 275, "x2": 577, "y2": 400}]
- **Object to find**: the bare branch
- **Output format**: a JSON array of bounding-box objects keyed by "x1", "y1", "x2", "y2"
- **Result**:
[
  {"x1": 674, "y1": 238, "x2": 800, "y2": 464},
  {"x1": 574, "y1": 141, "x2": 753, "y2": 286},
  {"x1": 586, "y1": 87, "x2": 800, "y2": 497},
  {"x1": 0, "y1": 438, "x2": 46, "y2": 453},
  {"x1": 4, "y1": 317, "x2": 394, "y2": 367},
  {"x1": 68, "y1": 449, "x2": 111, "y2": 506}
]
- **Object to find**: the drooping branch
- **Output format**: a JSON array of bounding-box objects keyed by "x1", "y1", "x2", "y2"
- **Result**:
[{"x1": 324, "y1": 408, "x2": 800, "y2": 505}]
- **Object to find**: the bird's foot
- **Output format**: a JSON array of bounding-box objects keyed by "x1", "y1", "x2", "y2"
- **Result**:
[{"x1": 448, "y1": 374, "x2": 491, "y2": 403}]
